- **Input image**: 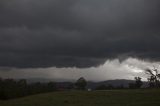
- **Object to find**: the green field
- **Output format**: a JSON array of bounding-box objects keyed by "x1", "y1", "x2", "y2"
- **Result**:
[{"x1": 1, "y1": 89, "x2": 160, "y2": 106}]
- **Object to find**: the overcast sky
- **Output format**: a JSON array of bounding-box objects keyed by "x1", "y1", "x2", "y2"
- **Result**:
[{"x1": 0, "y1": 0, "x2": 160, "y2": 81}]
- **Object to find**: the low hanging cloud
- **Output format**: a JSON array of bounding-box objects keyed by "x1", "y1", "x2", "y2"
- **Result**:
[
  {"x1": 0, "y1": 0, "x2": 160, "y2": 68},
  {"x1": 0, "y1": 58, "x2": 159, "y2": 81}
]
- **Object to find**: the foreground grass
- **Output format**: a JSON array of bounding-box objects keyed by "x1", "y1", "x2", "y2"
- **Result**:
[{"x1": 1, "y1": 89, "x2": 160, "y2": 106}]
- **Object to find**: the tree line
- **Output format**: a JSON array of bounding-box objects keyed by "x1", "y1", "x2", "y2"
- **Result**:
[
  {"x1": 0, "y1": 78, "x2": 57, "y2": 100},
  {"x1": 0, "y1": 77, "x2": 87, "y2": 100}
]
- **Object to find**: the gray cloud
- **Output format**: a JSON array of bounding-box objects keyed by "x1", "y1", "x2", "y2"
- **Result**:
[
  {"x1": 0, "y1": 58, "x2": 159, "y2": 81},
  {"x1": 0, "y1": 0, "x2": 160, "y2": 68}
]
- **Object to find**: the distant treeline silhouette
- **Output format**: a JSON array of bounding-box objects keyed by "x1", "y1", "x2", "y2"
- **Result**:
[
  {"x1": 0, "y1": 78, "x2": 58, "y2": 100},
  {"x1": 0, "y1": 77, "x2": 87, "y2": 100}
]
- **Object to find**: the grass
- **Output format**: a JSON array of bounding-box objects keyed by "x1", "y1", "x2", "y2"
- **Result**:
[{"x1": 1, "y1": 89, "x2": 160, "y2": 106}]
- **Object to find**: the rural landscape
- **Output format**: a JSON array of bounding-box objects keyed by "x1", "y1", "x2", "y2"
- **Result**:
[
  {"x1": 1, "y1": 0, "x2": 160, "y2": 106},
  {"x1": 1, "y1": 67, "x2": 160, "y2": 106}
]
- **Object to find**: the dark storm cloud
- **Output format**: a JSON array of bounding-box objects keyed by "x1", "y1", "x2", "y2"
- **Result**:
[{"x1": 0, "y1": 0, "x2": 160, "y2": 68}]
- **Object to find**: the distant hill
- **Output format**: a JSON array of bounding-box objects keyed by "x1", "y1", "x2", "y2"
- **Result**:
[
  {"x1": 25, "y1": 78, "x2": 147, "y2": 89},
  {"x1": 87, "y1": 79, "x2": 134, "y2": 89}
]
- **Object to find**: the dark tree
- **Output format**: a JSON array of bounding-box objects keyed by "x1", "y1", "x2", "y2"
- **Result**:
[
  {"x1": 135, "y1": 77, "x2": 143, "y2": 88},
  {"x1": 128, "y1": 77, "x2": 143, "y2": 89},
  {"x1": 75, "y1": 77, "x2": 87, "y2": 90},
  {"x1": 145, "y1": 67, "x2": 160, "y2": 88}
]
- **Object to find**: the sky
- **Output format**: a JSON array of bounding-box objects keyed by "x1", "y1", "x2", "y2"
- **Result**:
[{"x1": 0, "y1": 0, "x2": 160, "y2": 81}]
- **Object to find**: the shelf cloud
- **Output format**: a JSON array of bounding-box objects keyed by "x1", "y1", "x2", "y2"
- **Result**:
[{"x1": 0, "y1": 58, "x2": 159, "y2": 81}]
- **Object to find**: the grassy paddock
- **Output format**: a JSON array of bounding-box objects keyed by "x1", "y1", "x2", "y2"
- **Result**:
[{"x1": 0, "y1": 89, "x2": 160, "y2": 106}]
